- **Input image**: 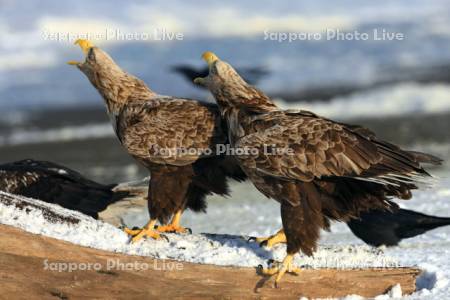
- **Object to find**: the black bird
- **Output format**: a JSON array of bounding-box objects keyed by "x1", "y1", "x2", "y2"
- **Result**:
[
  {"x1": 0, "y1": 159, "x2": 142, "y2": 219},
  {"x1": 171, "y1": 64, "x2": 269, "y2": 87},
  {"x1": 348, "y1": 208, "x2": 450, "y2": 246}
]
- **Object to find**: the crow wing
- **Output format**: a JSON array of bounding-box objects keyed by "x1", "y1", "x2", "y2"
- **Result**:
[{"x1": 0, "y1": 159, "x2": 127, "y2": 218}]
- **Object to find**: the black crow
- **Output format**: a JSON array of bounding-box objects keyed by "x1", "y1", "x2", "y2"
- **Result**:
[
  {"x1": 171, "y1": 64, "x2": 269, "y2": 87},
  {"x1": 348, "y1": 208, "x2": 450, "y2": 246}
]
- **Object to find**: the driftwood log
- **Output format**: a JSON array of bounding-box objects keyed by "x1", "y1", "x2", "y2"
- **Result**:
[{"x1": 0, "y1": 224, "x2": 420, "y2": 299}]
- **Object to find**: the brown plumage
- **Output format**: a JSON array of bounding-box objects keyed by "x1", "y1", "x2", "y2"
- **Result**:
[
  {"x1": 70, "y1": 41, "x2": 245, "y2": 241},
  {"x1": 196, "y1": 51, "x2": 442, "y2": 284}
]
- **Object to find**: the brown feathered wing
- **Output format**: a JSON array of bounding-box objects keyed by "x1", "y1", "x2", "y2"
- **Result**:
[
  {"x1": 237, "y1": 110, "x2": 433, "y2": 193},
  {"x1": 117, "y1": 98, "x2": 225, "y2": 166}
]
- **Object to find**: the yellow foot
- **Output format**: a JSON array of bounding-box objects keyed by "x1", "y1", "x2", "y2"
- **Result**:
[
  {"x1": 124, "y1": 226, "x2": 161, "y2": 243},
  {"x1": 257, "y1": 255, "x2": 301, "y2": 287},
  {"x1": 155, "y1": 209, "x2": 191, "y2": 234},
  {"x1": 124, "y1": 219, "x2": 163, "y2": 243},
  {"x1": 249, "y1": 229, "x2": 286, "y2": 249},
  {"x1": 156, "y1": 224, "x2": 191, "y2": 234}
]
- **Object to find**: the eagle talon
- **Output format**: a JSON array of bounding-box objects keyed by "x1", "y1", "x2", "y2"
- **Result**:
[
  {"x1": 258, "y1": 254, "x2": 301, "y2": 287},
  {"x1": 250, "y1": 229, "x2": 286, "y2": 249},
  {"x1": 156, "y1": 224, "x2": 190, "y2": 234},
  {"x1": 160, "y1": 234, "x2": 170, "y2": 242},
  {"x1": 123, "y1": 227, "x2": 141, "y2": 236},
  {"x1": 125, "y1": 227, "x2": 162, "y2": 243},
  {"x1": 256, "y1": 264, "x2": 264, "y2": 274},
  {"x1": 155, "y1": 210, "x2": 189, "y2": 235},
  {"x1": 260, "y1": 240, "x2": 269, "y2": 247},
  {"x1": 124, "y1": 219, "x2": 160, "y2": 243}
]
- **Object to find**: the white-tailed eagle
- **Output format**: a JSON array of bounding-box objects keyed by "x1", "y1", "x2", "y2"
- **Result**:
[
  {"x1": 195, "y1": 51, "x2": 442, "y2": 285},
  {"x1": 69, "y1": 40, "x2": 245, "y2": 242}
]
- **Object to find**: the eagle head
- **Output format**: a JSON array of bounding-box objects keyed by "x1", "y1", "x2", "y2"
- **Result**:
[
  {"x1": 195, "y1": 51, "x2": 276, "y2": 113},
  {"x1": 194, "y1": 51, "x2": 249, "y2": 105},
  {"x1": 194, "y1": 51, "x2": 245, "y2": 87},
  {"x1": 68, "y1": 39, "x2": 125, "y2": 86}
]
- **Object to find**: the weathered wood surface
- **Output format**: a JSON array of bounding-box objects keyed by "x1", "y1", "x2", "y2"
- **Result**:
[{"x1": 0, "y1": 224, "x2": 419, "y2": 299}]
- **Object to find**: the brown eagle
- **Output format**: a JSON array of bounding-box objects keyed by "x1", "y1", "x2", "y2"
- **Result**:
[
  {"x1": 195, "y1": 51, "x2": 441, "y2": 285},
  {"x1": 68, "y1": 40, "x2": 245, "y2": 242}
]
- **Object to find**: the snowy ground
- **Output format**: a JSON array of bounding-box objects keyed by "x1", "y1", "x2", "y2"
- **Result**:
[{"x1": 0, "y1": 191, "x2": 399, "y2": 271}]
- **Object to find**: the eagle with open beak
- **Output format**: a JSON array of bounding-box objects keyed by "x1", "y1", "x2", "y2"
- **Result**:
[
  {"x1": 69, "y1": 40, "x2": 246, "y2": 242},
  {"x1": 196, "y1": 51, "x2": 441, "y2": 286}
]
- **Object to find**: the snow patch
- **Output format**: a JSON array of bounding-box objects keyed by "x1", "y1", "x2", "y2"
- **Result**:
[
  {"x1": 375, "y1": 284, "x2": 403, "y2": 299},
  {"x1": 0, "y1": 191, "x2": 401, "y2": 270}
]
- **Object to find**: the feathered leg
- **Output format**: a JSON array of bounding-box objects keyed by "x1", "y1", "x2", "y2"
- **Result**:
[
  {"x1": 258, "y1": 202, "x2": 306, "y2": 286},
  {"x1": 259, "y1": 183, "x2": 323, "y2": 286},
  {"x1": 126, "y1": 166, "x2": 193, "y2": 239}
]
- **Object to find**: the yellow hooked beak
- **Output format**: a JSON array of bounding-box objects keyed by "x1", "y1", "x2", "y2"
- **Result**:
[
  {"x1": 67, "y1": 39, "x2": 94, "y2": 66},
  {"x1": 194, "y1": 51, "x2": 219, "y2": 85},
  {"x1": 201, "y1": 51, "x2": 219, "y2": 66}
]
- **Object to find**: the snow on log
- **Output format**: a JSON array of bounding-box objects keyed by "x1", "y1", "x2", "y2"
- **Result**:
[{"x1": 0, "y1": 191, "x2": 421, "y2": 298}]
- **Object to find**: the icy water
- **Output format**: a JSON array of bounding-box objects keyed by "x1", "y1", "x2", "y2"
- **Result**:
[{"x1": 1, "y1": 0, "x2": 450, "y2": 110}]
